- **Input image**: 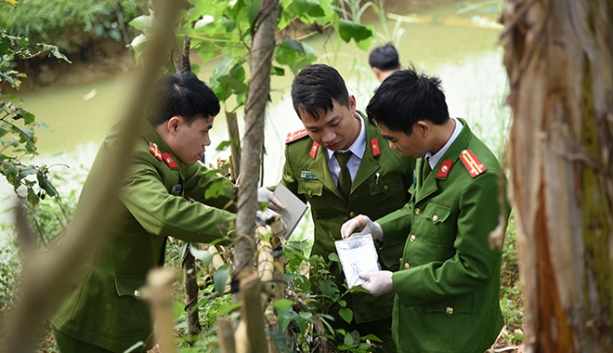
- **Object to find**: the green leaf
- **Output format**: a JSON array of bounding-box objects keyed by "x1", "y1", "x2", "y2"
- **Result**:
[
  {"x1": 271, "y1": 298, "x2": 295, "y2": 309},
  {"x1": 36, "y1": 170, "x2": 58, "y2": 197},
  {"x1": 319, "y1": 279, "x2": 338, "y2": 297},
  {"x1": 196, "y1": 41, "x2": 218, "y2": 63},
  {"x1": 277, "y1": 306, "x2": 293, "y2": 332},
  {"x1": 215, "y1": 139, "x2": 239, "y2": 152},
  {"x1": 339, "y1": 307, "x2": 353, "y2": 324},
  {"x1": 337, "y1": 20, "x2": 373, "y2": 44},
  {"x1": 291, "y1": 0, "x2": 325, "y2": 18},
  {"x1": 247, "y1": 0, "x2": 260, "y2": 26},
  {"x1": 23, "y1": 112, "x2": 35, "y2": 125},
  {"x1": 213, "y1": 263, "x2": 231, "y2": 295},
  {"x1": 218, "y1": 300, "x2": 243, "y2": 316},
  {"x1": 189, "y1": 244, "x2": 213, "y2": 267},
  {"x1": 271, "y1": 66, "x2": 285, "y2": 76},
  {"x1": 35, "y1": 44, "x2": 71, "y2": 63},
  {"x1": 285, "y1": 37, "x2": 305, "y2": 55},
  {"x1": 363, "y1": 333, "x2": 383, "y2": 343},
  {"x1": 328, "y1": 252, "x2": 339, "y2": 262},
  {"x1": 26, "y1": 187, "x2": 39, "y2": 207},
  {"x1": 129, "y1": 15, "x2": 152, "y2": 32}
]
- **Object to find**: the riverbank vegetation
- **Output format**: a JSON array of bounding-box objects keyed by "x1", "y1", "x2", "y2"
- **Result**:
[{"x1": 0, "y1": 0, "x2": 523, "y2": 352}]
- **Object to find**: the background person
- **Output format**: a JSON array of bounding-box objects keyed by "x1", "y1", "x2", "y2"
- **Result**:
[
  {"x1": 261, "y1": 63, "x2": 415, "y2": 352},
  {"x1": 368, "y1": 43, "x2": 401, "y2": 83},
  {"x1": 342, "y1": 67, "x2": 510, "y2": 353}
]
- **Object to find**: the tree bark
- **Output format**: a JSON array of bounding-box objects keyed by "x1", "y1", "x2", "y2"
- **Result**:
[
  {"x1": 172, "y1": 35, "x2": 203, "y2": 345},
  {"x1": 233, "y1": 0, "x2": 278, "y2": 289},
  {"x1": 501, "y1": 0, "x2": 613, "y2": 351},
  {"x1": 232, "y1": 0, "x2": 279, "y2": 352}
]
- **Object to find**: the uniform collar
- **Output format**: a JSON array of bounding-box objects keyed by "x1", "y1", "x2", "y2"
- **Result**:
[
  {"x1": 140, "y1": 120, "x2": 187, "y2": 175},
  {"x1": 425, "y1": 117, "x2": 463, "y2": 169}
]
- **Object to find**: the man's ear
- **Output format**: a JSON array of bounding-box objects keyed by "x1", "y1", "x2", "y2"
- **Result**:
[
  {"x1": 167, "y1": 116, "x2": 181, "y2": 135},
  {"x1": 415, "y1": 120, "x2": 430, "y2": 137},
  {"x1": 348, "y1": 95, "x2": 357, "y2": 112},
  {"x1": 372, "y1": 67, "x2": 381, "y2": 80}
]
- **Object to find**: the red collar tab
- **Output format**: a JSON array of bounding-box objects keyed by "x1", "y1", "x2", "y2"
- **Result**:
[
  {"x1": 161, "y1": 152, "x2": 179, "y2": 169},
  {"x1": 149, "y1": 142, "x2": 163, "y2": 161},
  {"x1": 309, "y1": 141, "x2": 319, "y2": 159},
  {"x1": 436, "y1": 160, "x2": 453, "y2": 179},
  {"x1": 286, "y1": 129, "x2": 309, "y2": 144},
  {"x1": 459, "y1": 150, "x2": 486, "y2": 178},
  {"x1": 370, "y1": 138, "x2": 381, "y2": 157}
]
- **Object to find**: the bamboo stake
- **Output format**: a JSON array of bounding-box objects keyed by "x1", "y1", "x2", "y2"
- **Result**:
[{"x1": 147, "y1": 269, "x2": 178, "y2": 353}]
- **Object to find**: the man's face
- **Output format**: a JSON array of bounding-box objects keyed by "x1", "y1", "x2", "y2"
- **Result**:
[
  {"x1": 379, "y1": 122, "x2": 428, "y2": 158},
  {"x1": 299, "y1": 96, "x2": 360, "y2": 152},
  {"x1": 167, "y1": 115, "x2": 214, "y2": 166}
]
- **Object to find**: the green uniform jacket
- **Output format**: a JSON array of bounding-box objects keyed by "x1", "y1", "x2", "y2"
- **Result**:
[
  {"x1": 378, "y1": 119, "x2": 508, "y2": 353},
  {"x1": 51, "y1": 121, "x2": 236, "y2": 352},
  {"x1": 281, "y1": 112, "x2": 415, "y2": 323}
]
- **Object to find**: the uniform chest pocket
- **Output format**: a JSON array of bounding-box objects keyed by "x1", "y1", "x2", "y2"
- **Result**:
[
  {"x1": 420, "y1": 203, "x2": 455, "y2": 247},
  {"x1": 297, "y1": 179, "x2": 323, "y2": 198}
]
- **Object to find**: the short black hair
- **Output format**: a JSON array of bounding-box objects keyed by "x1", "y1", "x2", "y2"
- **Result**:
[
  {"x1": 145, "y1": 71, "x2": 220, "y2": 126},
  {"x1": 291, "y1": 64, "x2": 350, "y2": 121},
  {"x1": 366, "y1": 66, "x2": 449, "y2": 135},
  {"x1": 369, "y1": 43, "x2": 400, "y2": 71}
]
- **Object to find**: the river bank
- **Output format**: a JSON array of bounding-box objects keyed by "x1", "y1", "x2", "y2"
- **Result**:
[{"x1": 11, "y1": 0, "x2": 461, "y2": 93}]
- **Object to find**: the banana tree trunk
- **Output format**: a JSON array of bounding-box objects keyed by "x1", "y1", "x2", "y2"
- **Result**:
[{"x1": 501, "y1": 0, "x2": 613, "y2": 351}]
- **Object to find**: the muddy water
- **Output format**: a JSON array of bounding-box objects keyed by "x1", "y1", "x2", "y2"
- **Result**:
[{"x1": 1, "y1": 1, "x2": 508, "y2": 235}]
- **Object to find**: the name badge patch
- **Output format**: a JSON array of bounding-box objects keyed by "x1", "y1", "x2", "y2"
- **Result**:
[
  {"x1": 170, "y1": 184, "x2": 183, "y2": 195},
  {"x1": 300, "y1": 171, "x2": 318, "y2": 180}
]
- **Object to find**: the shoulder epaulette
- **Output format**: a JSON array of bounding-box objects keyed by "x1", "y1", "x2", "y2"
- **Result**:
[
  {"x1": 285, "y1": 129, "x2": 309, "y2": 144},
  {"x1": 459, "y1": 149, "x2": 487, "y2": 178},
  {"x1": 149, "y1": 142, "x2": 163, "y2": 161}
]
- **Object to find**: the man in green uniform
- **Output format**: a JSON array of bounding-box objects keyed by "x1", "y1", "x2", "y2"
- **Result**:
[
  {"x1": 341, "y1": 67, "x2": 509, "y2": 353},
  {"x1": 51, "y1": 72, "x2": 240, "y2": 352},
  {"x1": 260, "y1": 64, "x2": 415, "y2": 352}
]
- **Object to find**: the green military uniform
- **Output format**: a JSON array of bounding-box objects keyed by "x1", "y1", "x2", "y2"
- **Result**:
[
  {"x1": 51, "y1": 121, "x2": 236, "y2": 352},
  {"x1": 378, "y1": 119, "x2": 508, "y2": 353},
  {"x1": 282, "y1": 112, "x2": 415, "y2": 351}
]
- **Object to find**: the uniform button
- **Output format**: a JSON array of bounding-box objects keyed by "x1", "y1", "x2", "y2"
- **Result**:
[
  {"x1": 415, "y1": 208, "x2": 421, "y2": 215},
  {"x1": 349, "y1": 212, "x2": 355, "y2": 218},
  {"x1": 446, "y1": 307, "x2": 453, "y2": 315},
  {"x1": 134, "y1": 290, "x2": 141, "y2": 298},
  {"x1": 399, "y1": 257, "x2": 403, "y2": 263},
  {"x1": 308, "y1": 190, "x2": 312, "y2": 196},
  {"x1": 410, "y1": 235, "x2": 416, "y2": 242},
  {"x1": 383, "y1": 185, "x2": 388, "y2": 190},
  {"x1": 404, "y1": 263, "x2": 410, "y2": 269},
  {"x1": 432, "y1": 215, "x2": 438, "y2": 221}
]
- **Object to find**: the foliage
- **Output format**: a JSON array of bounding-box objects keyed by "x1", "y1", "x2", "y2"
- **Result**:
[
  {"x1": 129, "y1": 0, "x2": 375, "y2": 112},
  {"x1": 500, "y1": 214, "x2": 524, "y2": 346},
  {"x1": 0, "y1": 0, "x2": 146, "y2": 54},
  {"x1": 0, "y1": 29, "x2": 70, "y2": 214}
]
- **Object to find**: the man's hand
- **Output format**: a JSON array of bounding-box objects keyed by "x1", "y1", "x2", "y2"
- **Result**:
[
  {"x1": 359, "y1": 271, "x2": 394, "y2": 297},
  {"x1": 257, "y1": 187, "x2": 285, "y2": 212},
  {"x1": 256, "y1": 209, "x2": 281, "y2": 225},
  {"x1": 340, "y1": 215, "x2": 383, "y2": 240}
]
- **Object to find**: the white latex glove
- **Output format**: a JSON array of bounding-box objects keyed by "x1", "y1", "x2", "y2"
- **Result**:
[
  {"x1": 257, "y1": 187, "x2": 285, "y2": 212},
  {"x1": 340, "y1": 215, "x2": 383, "y2": 241},
  {"x1": 359, "y1": 271, "x2": 394, "y2": 297}
]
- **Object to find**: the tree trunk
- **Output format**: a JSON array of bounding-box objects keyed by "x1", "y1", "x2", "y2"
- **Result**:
[
  {"x1": 232, "y1": 0, "x2": 279, "y2": 352},
  {"x1": 501, "y1": 0, "x2": 613, "y2": 352},
  {"x1": 172, "y1": 35, "x2": 203, "y2": 344}
]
